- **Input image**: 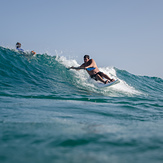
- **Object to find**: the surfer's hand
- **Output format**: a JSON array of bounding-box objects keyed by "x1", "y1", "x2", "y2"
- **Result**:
[
  {"x1": 31, "y1": 51, "x2": 36, "y2": 55},
  {"x1": 68, "y1": 66, "x2": 74, "y2": 69}
]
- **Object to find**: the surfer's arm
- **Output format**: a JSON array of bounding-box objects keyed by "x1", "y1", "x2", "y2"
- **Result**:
[
  {"x1": 68, "y1": 63, "x2": 86, "y2": 70},
  {"x1": 68, "y1": 66, "x2": 85, "y2": 70},
  {"x1": 68, "y1": 66, "x2": 95, "y2": 71},
  {"x1": 84, "y1": 59, "x2": 94, "y2": 69}
]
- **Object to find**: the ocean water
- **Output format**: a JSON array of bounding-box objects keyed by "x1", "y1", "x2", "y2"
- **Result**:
[{"x1": 0, "y1": 46, "x2": 163, "y2": 163}]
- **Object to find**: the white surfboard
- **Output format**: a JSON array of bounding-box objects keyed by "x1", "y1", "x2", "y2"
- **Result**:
[{"x1": 97, "y1": 79, "x2": 120, "y2": 88}]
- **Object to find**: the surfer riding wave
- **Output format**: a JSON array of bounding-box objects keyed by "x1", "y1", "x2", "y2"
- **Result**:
[{"x1": 69, "y1": 55, "x2": 115, "y2": 84}]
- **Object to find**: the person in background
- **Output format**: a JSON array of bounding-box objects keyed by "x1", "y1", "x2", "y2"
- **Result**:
[
  {"x1": 16, "y1": 42, "x2": 36, "y2": 55},
  {"x1": 16, "y1": 42, "x2": 24, "y2": 52}
]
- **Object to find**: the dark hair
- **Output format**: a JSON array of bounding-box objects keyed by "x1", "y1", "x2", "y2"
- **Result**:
[
  {"x1": 84, "y1": 55, "x2": 90, "y2": 59},
  {"x1": 16, "y1": 42, "x2": 21, "y2": 48}
]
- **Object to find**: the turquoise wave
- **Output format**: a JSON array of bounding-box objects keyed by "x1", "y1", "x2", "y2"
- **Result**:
[
  {"x1": 0, "y1": 46, "x2": 163, "y2": 101},
  {"x1": 1, "y1": 46, "x2": 163, "y2": 163}
]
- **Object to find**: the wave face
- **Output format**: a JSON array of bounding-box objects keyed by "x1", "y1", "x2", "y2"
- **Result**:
[
  {"x1": 0, "y1": 46, "x2": 163, "y2": 163},
  {"x1": 1, "y1": 46, "x2": 162, "y2": 100}
]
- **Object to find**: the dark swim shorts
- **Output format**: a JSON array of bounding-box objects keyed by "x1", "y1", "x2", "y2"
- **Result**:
[{"x1": 90, "y1": 72, "x2": 103, "y2": 81}]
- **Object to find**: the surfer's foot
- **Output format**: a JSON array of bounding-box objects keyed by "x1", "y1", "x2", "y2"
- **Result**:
[
  {"x1": 104, "y1": 80, "x2": 109, "y2": 84},
  {"x1": 110, "y1": 79, "x2": 115, "y2": 82}
]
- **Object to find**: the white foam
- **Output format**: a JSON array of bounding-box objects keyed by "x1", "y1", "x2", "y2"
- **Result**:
[
  {"x1": 55, "y1": 55, "x2": 79, "y2": 68},
  {"x1": 93, "y1": 67, "x2": 141, "y2": 95}
]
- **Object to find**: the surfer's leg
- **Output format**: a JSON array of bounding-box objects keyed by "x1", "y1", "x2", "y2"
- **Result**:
[
  {"x1": 101, "y1": 73, "x2": 115, "y2": 82},
  {"x1": 95, "y1": 74, "x2": 106, "y2": 84}
]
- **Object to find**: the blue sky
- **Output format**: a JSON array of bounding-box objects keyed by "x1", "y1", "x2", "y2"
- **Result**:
[{"x1": 1, "y1": 0, "x2": 163, "y2": 78}]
